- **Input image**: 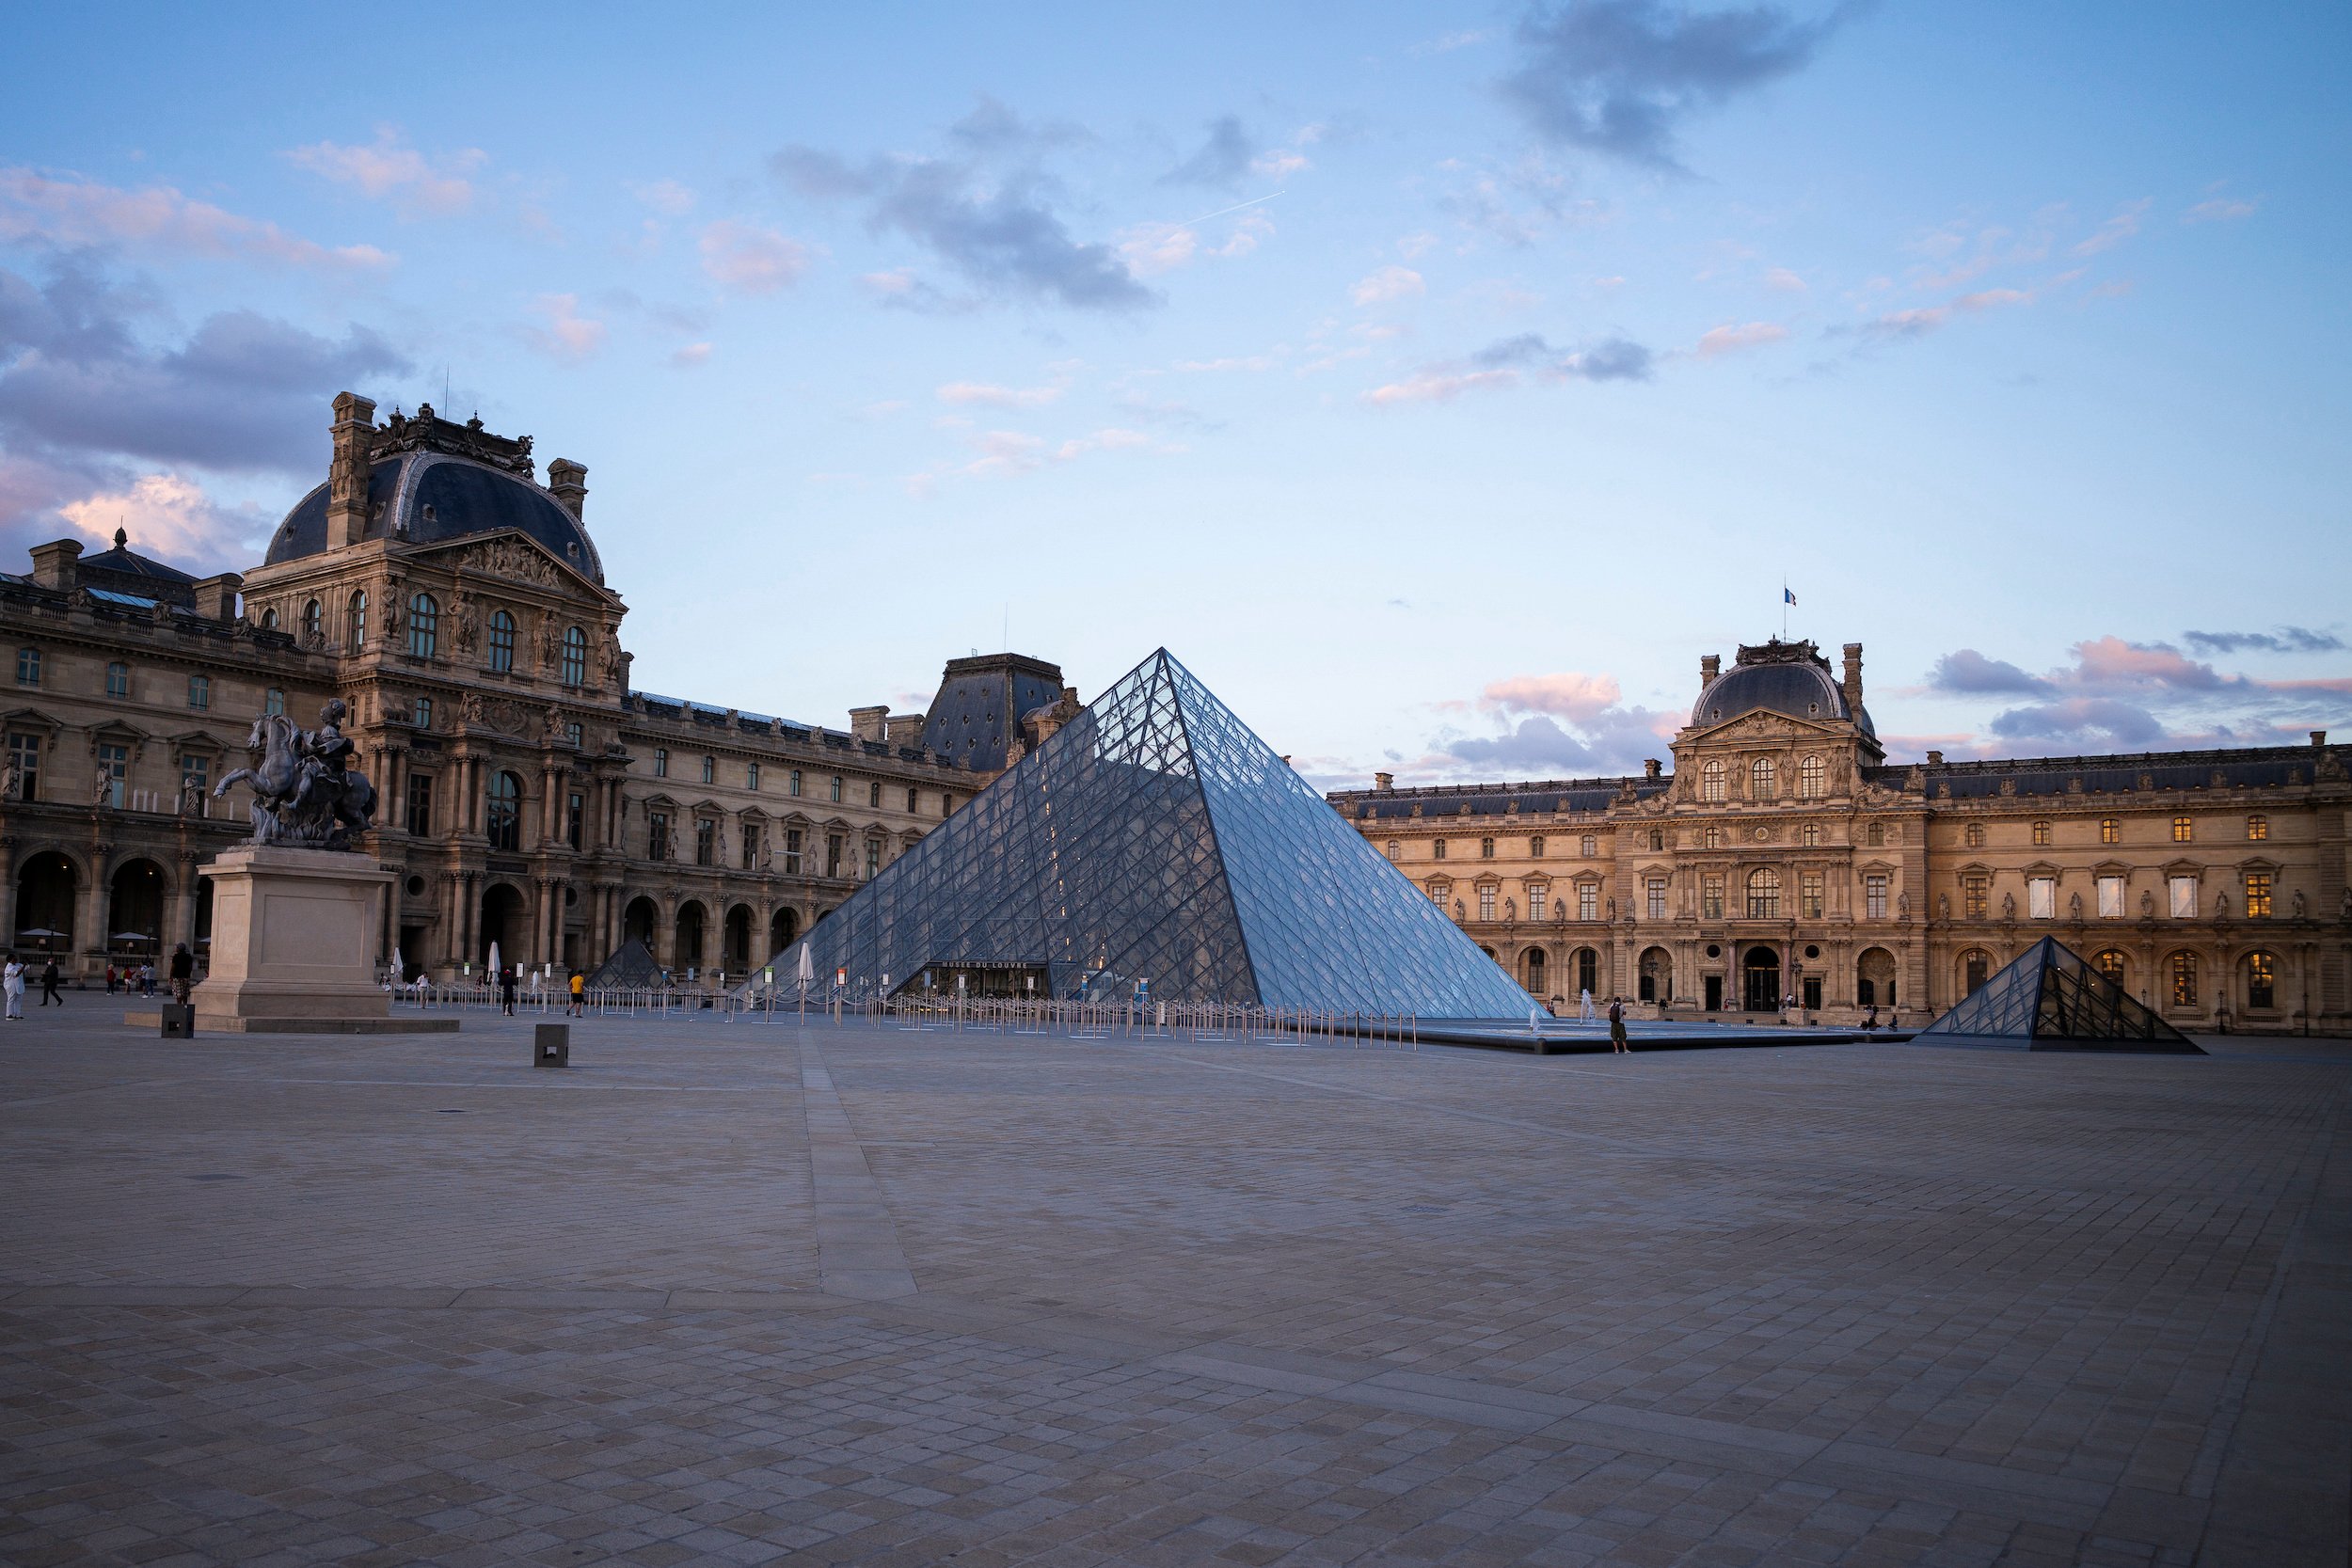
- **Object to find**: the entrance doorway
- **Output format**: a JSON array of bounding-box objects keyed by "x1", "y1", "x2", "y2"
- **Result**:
[
  {"x1": 1741, "y1": 946, "x2": 1780, "y2": 1012},
  {"x1": 1704, "y1": 974, "x2": 1723, "y2": 1011}
]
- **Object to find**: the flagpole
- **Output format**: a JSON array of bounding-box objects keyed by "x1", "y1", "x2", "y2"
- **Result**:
[{"x1": 1782, "y1": 578, "x2": 1788, "y2": 640}]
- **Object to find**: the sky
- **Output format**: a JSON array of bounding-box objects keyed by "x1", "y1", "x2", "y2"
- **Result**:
[{"x1": 2, "y1": 1, "x2": 2347, "y2": 786}]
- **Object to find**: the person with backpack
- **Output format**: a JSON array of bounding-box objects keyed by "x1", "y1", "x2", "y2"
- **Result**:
[{"x1": 1608, "y1": 996, "x2": 1629, "y2": 1053}]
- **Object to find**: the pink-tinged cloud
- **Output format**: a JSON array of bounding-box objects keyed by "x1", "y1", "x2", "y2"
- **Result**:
[
  {"x1": 1480, "y1": 672, "x2": 1623, "y2": 721},
  {"x1": 1695, "y1": 321, "x2": 1788, "y2": 357},
  {"x1": 698, "y1": 220, "x2": 811, "y2": 293},
  {"x1": 285, "y1": 128, "x2": 483, "y2": 215},
  {"x1": 58, "y1": 471, "x2": 263, "y2": 576},
  {"x1": 0, "y1": 166, "x2": 390, "y2": 270},
  {"x1": 2184, "y1": 195, "x2": 2259, "y2": 224},
  {"x1": 1360, "y1": 368, "x2": 1516, "y2": 406},
  {"x1": 2072, "y1": 198, "x2": 2151, "y2": 257},
  {"x1": 1349, "y1": 264, "x2": 1424, "y2": 306},
  {"x1": 1763, "y1": 266, "x2": 1806, "y2": 292},
  {"x1": 524, "y1": 294, "x2": 605, "y2": 360},
  {"x1": 936, "y1": 379, "x2": 1064, "y2": 409}
]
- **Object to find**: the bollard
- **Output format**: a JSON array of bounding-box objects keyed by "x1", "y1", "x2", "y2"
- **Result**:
[
  {"x1": 534, "y1": 1023, "x2": 570, "y2": 1069},
  {"x1": 159, "y1": 1003, "x2": 196, "y2": 1039}
]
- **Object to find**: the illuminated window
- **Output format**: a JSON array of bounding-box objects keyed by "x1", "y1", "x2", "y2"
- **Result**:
[
  {"x1": 1751, "y1": 757, "x2": 1776, "y2": 798},
  {"x1": 1746, "y1": 867, "x2": 1780, "y2": 919},
  {"x1": 1964, "y1": 823, "x2": 1984, "y2": 848},
  {"x1": 1700, "y1": 760, "x2": 1724, "y2": 802},
  {"x1": 561, "y1": 626, "x2": 587, "y2": 687},
  {"x1": 1799, "y1": 871, "x2": 1823, "y2": 918},
  {"x1": 2246, "y1": 815, "x2": 2268, "y2": 841},
  {"x1": 2097, "y1": 875, "x2": 2123, "y2": 917},
  {"x1": 2027, "y1": 875, "x2": 2055, "y2": 919},
  {"x1": 1799, "y1": 755, "x2": 1825, "y2": 799},
  {"x1": 2093, "y1": 949, "x2": 2126, "y2": 985},
  {"x1": 1480, "y1": 837, "x2": 1495, "y2": 859},
  {"x1": 487, "y1": 610, "x2": 515, "y2": 673},
  {"x1": 408, "y1": 594, "x2": 437, "y2": 657},
  {"x1": 2031, "y1": 820, "x2": 2050, "y2": 846},
  {"x1": 1865, "y1": 875, "x2": 1887, "y2": 920},
  {"x1": 2169, "y1": 951, "x2": 2199, "y2": 1007},
  {"x1": 2244, "y1": 872, "x2": 2272, "y2": 918},
  {"x1": 2100, "y1": 816, "x2": 2120, "y2": 844},
  {"x1": 2172, "y1": 816, "x2": 2193, "y2": 843},
  {"x1": 2246, "y1": 951, "x2": 2277, "y2": 1009},
  {"x1": 1963, "y1": 875, "x2": 1988, "y2": 919}
]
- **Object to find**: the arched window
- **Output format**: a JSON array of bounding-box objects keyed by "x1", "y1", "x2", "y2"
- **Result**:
[
  {"x1": 1700, "y1": 760, "x2": 1725, "y2": 802},
  {"x1": 1799, "y1": 755, "x2": 1825, "y2": 799},
  {"x1": 561, "y1": 626, "x2": 587, "y2": 686},
  {"x1": 259, "y1": 608, "x2": 278, "y2": 631},
  {"x1": 2092, "y1": 949, "x2": 2127, "y2": 987},
  {"x1": 2244, "y1": 951, "x2": 2277, "y2": 1010},
  {"x1": 302, "y1": 599, "x2": 323, "y2": 641},
  {"x1": 485, "y1": 770, "x2": 522, "y2": 852},
  {"x1": 407, "y1": 593, "x2": 438, "y2": 658},
  {"x1": 1523, "y1": 948, "x2": 1546, "y2": 993},
  {"x1": 1751, "y1": 757, "x2": 1776, "y2": 799},
  {"x1": 1963, "y1": 950, "x2": 1991, "y2": 995},
  {"x1": 2168, "y1": 951, "x2": 2199, "y2": 1008},
  {"x1": 487, "y1": 610, "x2": 516, "y2": 673},
  {"x1": 1745, "y1": 867, "x2": 1780, "y2": 918},
  {"x1": 346, "y1": 590, "x2": 367, "y2": 649}
]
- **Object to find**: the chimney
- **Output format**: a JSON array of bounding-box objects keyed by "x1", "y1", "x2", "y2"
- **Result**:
[
  {"x1": 548, "y1": 459, "x2": 588, "y2": 520},
  {"x1": 28, "y1": 538, "x2": 81, "y2": 592},
  {"x1": 883, "y1": 714, "x2": 926, "y2": 748},
  {"x1": 2314, "y1": 731, "x2": 2328, "y2": 747},
  {"x1": 1644, "y1": 758, "x2": 1662, "y2": 780},
  {"x1": 193, "y1": 572, "x2": 243, "y2": 622},
  {"x1": 1926, "y1": 750, "x2": 1944, "y2": 766},
  {"x1": 326, "y1": 391, "x2": 377, "y2": 550},
  {"x1": 1699, "y1": 654, "x2": 1721, "y2": 695},
  {"x1": 1841, "y1": 642, "x2": 1865, "y2": 714},
  {"x1": 1373, "y1": 771, "x2": 1394, "y2": 792},
  {"x1": 847, "y1": 705, "x2": 887, "y2": 743}
]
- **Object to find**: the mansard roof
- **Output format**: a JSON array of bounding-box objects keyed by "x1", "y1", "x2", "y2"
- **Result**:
[{"x1": 1692, "y1": 638, "x2": 1875, "y2": 738}]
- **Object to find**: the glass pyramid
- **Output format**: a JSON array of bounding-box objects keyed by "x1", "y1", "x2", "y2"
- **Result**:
[
  {"x1": 760, "y1": 649, "x2": 1532, "y2": 1016},
  {"x1": 1913, "y1": 936, "x2": 2203, "y2": 1053},
  {"x1": 585, "y1": 938, "x2": 662, "y2": 990}
]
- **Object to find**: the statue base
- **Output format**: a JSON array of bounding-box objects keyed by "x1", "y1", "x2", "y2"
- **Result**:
[{"x1": 190, "y1": 846, "x2": 457, "y2": 1036}]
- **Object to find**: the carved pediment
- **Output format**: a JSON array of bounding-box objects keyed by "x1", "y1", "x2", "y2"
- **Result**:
[{"x1": 410, "y1": 530, "x2": 604, "y2": 596}]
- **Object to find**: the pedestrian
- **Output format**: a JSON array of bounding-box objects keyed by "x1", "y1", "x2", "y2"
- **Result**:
[
  {"x1": 169, "y1": 943, "x2": 194, "y2": 1004},
  {"x1": 499, "y1": 966, "x2": 517, "y2": 1016},
  {"x1": 1863, "y1": 1004, "x2": 1879, "y2": 1033},
  {"x1": 140, "y1": 962, "x2": 155, "y2": 996},
  {"x1": 567, "y1": 968, "x2": 584, "y2": 1017},
  {"x1": 3, "y1": 955, "x2": 23, "y2": 1021},
  {"x1": 40, "y1": 958, "x2": 62, "y2": 1006},
  {"x1": 104, "y1": 962, "x2": 118, "y2": 994},
  {"x1": 1608, "y1": 995, "x2": 1629, "y2": 1053},
  {"x1": 1578, "y1": 986, "x2": 1594, "y2": 1022}
]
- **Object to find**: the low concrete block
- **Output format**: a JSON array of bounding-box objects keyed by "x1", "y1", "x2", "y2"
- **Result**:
[{"x1": 534, "y1": 1023, "x2": 570, "y2": 1068}]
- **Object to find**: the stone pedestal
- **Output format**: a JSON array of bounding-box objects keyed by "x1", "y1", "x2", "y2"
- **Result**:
[{"x1": 192, "y1": 846, "x2": 456, "y2": 1034}]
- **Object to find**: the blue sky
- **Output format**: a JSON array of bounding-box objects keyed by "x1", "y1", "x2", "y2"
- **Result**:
[{"x1": 2, "y1": 2, "x2": 2346, "y2": 784}]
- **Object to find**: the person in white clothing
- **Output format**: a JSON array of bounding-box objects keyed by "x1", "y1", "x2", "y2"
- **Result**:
[
  {"x1": 1578, "y1": 988, "x2": 1595, "y2": 1022},
  {"x1": 3, "y1": 957, "x2": 24, "y2": 1021}
]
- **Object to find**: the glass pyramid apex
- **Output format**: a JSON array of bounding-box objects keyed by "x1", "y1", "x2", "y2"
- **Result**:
[
  {"x1": 1914, "y1": 936, "x2": 2203, "y2": 1053},
  {"x1": 760, "y1": 648, "x2": 1531, "y2": 1016}
]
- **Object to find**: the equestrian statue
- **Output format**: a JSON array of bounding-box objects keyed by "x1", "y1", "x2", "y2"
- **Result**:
[{"x1": 215, "y1": 698, "x2": 377, "y2": 849}]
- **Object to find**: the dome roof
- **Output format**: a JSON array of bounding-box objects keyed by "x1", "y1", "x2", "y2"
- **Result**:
[
  {"x1": 1692, "y1": 641, "x2": 1876, "y2": 738},
  {"x1": 265, "y1": 451, "x2": 602, "y2": 582}
]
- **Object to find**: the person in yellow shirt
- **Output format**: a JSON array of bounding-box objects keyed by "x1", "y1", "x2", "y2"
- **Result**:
[{"x1": 567, "y1": 968, "x2": 584, "y2": 1017}]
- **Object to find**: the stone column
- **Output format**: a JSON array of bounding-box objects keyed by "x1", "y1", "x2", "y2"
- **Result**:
[
  {"x1": 654, "y1": 893, "x2": 676, "y2": 971},
  {"x1": 170, "y1": 850, "x2": 198, "y2": 950},
  {"x1": 0, "y1": 836, "x2": 16, "y2": 948}
]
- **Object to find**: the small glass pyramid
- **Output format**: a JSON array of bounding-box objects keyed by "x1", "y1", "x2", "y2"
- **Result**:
[
  {"x1": 764, "y1": 649, "x2": 1531, "y2": 1016},
  {"x1": 585, "y1": 938, "x2": 663, "y2": 990},
  {"x1": 1913, "y1": 936, "x2": 2203, "y2": 1053}
]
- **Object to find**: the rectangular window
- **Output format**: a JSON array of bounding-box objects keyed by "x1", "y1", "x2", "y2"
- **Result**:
[
  {"x1": 2244, "y1": 872, "x2": 2272, "y2": 918},
  {"x1": 413, "y1": 696, "x2": 432, "y2": 731},
  {"x1": 830, "y1": 775, "x2": 843, "y2": 803},
  {"x1": 1478, "y1": 886, "x2": 1497, "y2": 922},
  {"x1": 1646, "y1": 877, "x2": 1667, "y2": 920},
  {"x1": 1578, "y1": 883, "x2": 1598, "y2": 921},
  {"x1": 1434, "y1": 839, "x2": 1448, "y2": 860},
  {"x1": 1799, "y1": 872, "x2": 1823, "y2": 919},
  {"x1": 265, "y1": 688, "x2": 285, "y2": 717},
  {"x1": 2100, "y1": 816, "x2": 2120, "y2": 845},
  {"x1": 748, "y1": 762, "x2": 761, "y2": 790},
  {"x1": 701, "y1": 755, "x2": 715, "y2": 784},
  {"x1": 2247, "y1": 815, "x2": 2267, "y2": 841},
  {"x1": 2172, "y1": 816, "x2": 2193, "y2": 842},
  {"x1": 7, "y1": 732, "x2": 38, "y2": 800},
  {"x1": 2030, "y1": 821, "x2": 2050, "y2": 846},
  {"x1": 825, "y1": 833, "x2": 844, "y2": 878},
  {"x1": 567, "y1": 791, "x2": 584, "y2": 850},
  {"x1": 14, "y1": 647, "x2": 38, "y2": 686},
  {"x1": 1480, "y1": 838, "x2": 1496, "y2": 860},
  {"x1": 2027, "y1": 876, "x2": 2056, "y2": 920},
  {"x1": 869, "y1": 781, "x2": 882, "y2": 809},
  {"x1": 1865, "y1": 875, "x2": 1887, "y2": 920},
  {"x1": 865, "y1": 840, "x2": 882, "y2": 879},
  {"x1": 564, "y1": 721, "x2": 583, "y2": 751},
  {"x1": 96, "y1": 741, "x2": 128, "y2": 808},
  {"x1": 1703, "y1": 826, "x2": 1722, "y2": 849},
  {"x1": 2170, "y1": 953, "x2": 2199, "y2": 1007},
  {"x1": 105, "y1": 661, "x2": 129, "y2": 698},
  {"x1": 647, "y1": 811, "x2": 671, "y2": 861},
  {"x1": 741, "y1": 822, "x2": 761, "y2": 869},
  {"x1": 1703, "y1": 874, "x2": 1726, "y2": 920},
  {"x1": 1528, "y1": 885, "x2": 1548, "y2": 921},
  {"x1": 943, "y1": 794, "x2": 954, "y2": 816},
  {"x1": 1580, "y1": 834, "x2": 1596, "y2": 857},
  {"x1": 2168, "y1": 874, "x2": 2198, "y2": 919},
  {"x1": 788, "y1": 768, "x2": 803, "y2": 797},
  {"x1": 1963, "y1": 875, "x2": 1989, "y2": 919},
  {"x1": 405, "y1": 775, "x2": 433, "y2": 836},
  {"x1": 2097, "y1": 874, "x2": 2123, "y2": 918},
  {"x1": 694, "y1": 819, "x2": 716, "y2": 866},
  {"x1": 187, "y1": 674, "x2": 210, "y2": 710},
  {"x1": 1530, "y1": 836, "x2": 1545, "y2": 858},
  {"x1": 906, "y1": 786, "x2": 917, "y2": 813},
  {"x1": 654, "y1": 748, "x2": 669, "y2": 778},
  {"x1": 784, "y1": 828, "x2": 803, "y2": 875}
]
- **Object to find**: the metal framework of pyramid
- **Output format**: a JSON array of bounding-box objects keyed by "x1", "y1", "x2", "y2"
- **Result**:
[
  {"x1": 585, "y1": 938, "x2": 663, "y2": 990},
  {"x1": 1912, "y1": 936, "x2": 2203, "y2": 1053},
  {"x1": 757, "y1": 649, "x2": 1531, "y2": 1016}
]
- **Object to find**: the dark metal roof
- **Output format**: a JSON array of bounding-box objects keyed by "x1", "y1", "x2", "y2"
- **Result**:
[
  {"x1": 79, "y1": 531, "x2": 199, "y2": 608},
  {"x1": 1871, "y1": 748, "x2": 2330, "y2": 799},
  {"x1": 265, "y1": 453, "x2": 603, "y2": 582},
  {"x1": 1342, "y1": 781, "x2": 1668, "y2": 820},
  {"x1": 919, "y1": 653, "x2": 1066, "y2": 772}
]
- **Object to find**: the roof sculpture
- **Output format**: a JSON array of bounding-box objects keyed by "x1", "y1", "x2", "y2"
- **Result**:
[
  {"x1": 761, "y1": 648, "x2": 1533, "y2": 1015},
  {"x1": 1912, "y1": 937, "x2": 2203, "y2": 1053}
]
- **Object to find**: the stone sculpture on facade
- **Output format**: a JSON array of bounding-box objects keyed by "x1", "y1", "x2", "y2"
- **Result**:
[{"x1": 214, "y1": 699, "x2": 377, "y2": 849}]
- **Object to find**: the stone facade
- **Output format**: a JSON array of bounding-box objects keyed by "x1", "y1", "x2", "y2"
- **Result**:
[
  {"x1": 0, "y1": 395, "x2": 1016, "y2": 986},
  {"x1": 1330, "y1": 639, "x2": 2352, "y2": 1036}
]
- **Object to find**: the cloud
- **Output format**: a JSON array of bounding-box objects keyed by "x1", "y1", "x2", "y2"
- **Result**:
[
  {"x1": 1695, "y1": 320, "x2": 1787, "y2": 356},
  {"x1": 1350, "y1": 265, "x2": 1425, "y2": 306},
  {"x1": 772, "y1": 143, "x2": 1155, "y2": 311},
  {"x1": 1479, "y1": 672, "x2": 1623, "y2": 721},
  {"x1": 1117, "y1": 209, "x2": 1272, "y2": 277},
  {"x1": 670, "y1": 341, "x2": 712, "y2": 368},
  {"x1": 911, "y1": 424, "x2": 1182, "y2": 493},
  {"x1": 2184, "y1": 194, "x2": 2258, "y2": 224},
  {"x1": 285, "y1": 127, "x2": 483, "y2": 215},
  {"x1": 698, "y1": 219, "x2": 811, "y2": 293},
  {"x1": 2072, "y1": 198, "x2": 2151, "y2": 257},
  {"x1": 0, "y1": 259, "x2": 409, "y2": 475},
  {"x1": 1362, "y1": 368, "x2": 1519, "y2": 406},
  {"x1": 1844, "y1": 283, "x2": 2035, "y2": 346},
  {"x1": 1363, "y1": 330, "x2": 1651, "y2": 406},
  {"x1": 935, "y1": 376, "x2": 1066, "y2": 409},
  {"x1": 1502, "y1": 0, "x2": 1848, "y2": 170},
  {"x1": 1928, "y1": 649, "x2": 2054, "y2": 696},
  {"x1": 56, "y1": 471, "x2": 266, "y2": 572},
  {"x1": 0, "y1": 166, "x2": 390, "y2": 271},
  {"x1": 1985, "y1": 697, "x2": 2172, "y2": 749},
  {"x1": 630, "y1": 179, "x2": 697, "y2": 216},
  {"x1": 1161, "y1": 117, "x2": 1257, "y2": 188},
  {"x1": 1422, "y1": 669, "x2": 1677, "y2": 776},
  {"x1": 2183, "y1": 627, "x2": 2343, "y2": 655},
  {"x1": 1763, "y1": 266, "x2": 1806, "y2": 292},
  {"x1": 946, "y1": 96, "x2": 1091, "y2": 157},
  {"x1": 524, "y1": 293, "x2": 605, "y2": 360}
]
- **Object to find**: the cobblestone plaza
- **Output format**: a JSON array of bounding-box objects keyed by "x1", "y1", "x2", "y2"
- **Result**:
[{"x1": 2, "y1": 1015, "x2": 2344, "y2": 1566}]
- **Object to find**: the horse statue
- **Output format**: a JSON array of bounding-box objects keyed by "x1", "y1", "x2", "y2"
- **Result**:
[{"x1": 215, "y1": 700, "x2": 376, "y2": 849}]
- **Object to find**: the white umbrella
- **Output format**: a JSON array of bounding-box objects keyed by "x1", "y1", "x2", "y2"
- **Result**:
[
  {"x1": 487, "y1": 941, "x2": 501, "y2": 979},
  {"x1": 390, "y1": 945, "x2": 404, "y2": 976}
]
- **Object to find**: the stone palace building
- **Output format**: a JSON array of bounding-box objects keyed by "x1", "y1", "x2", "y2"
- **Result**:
[
  {"x1": 0, "y1": 393, "x2": 1073, "y2": 986},
  {"x1": 1329, "y1": 639, "x2": 2351, "y2": 1035}
]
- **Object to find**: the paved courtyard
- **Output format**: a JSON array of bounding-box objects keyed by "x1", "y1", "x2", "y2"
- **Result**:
[{"x1": 1, "y1": 1008, "x2": 2345, "y2": 1567}]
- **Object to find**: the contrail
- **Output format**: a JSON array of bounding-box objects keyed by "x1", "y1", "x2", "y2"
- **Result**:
[{"x1": 1170, "y1": 191, "x2": 1283, "y2": 229}]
